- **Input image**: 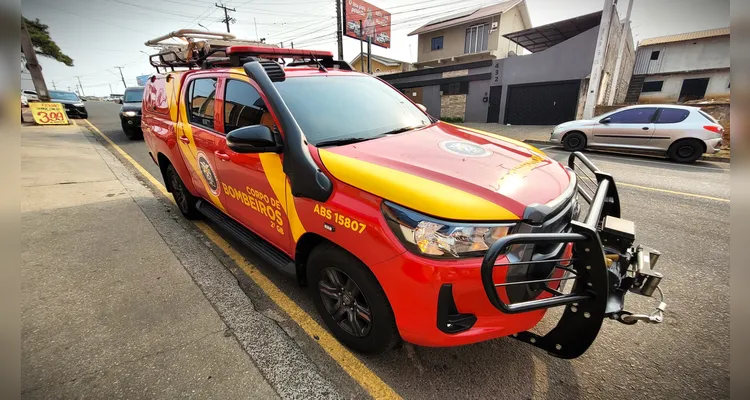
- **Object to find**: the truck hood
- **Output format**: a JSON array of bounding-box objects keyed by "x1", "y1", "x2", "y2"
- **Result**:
[{"x1": 317, "y1": 122, "x2": 572, "y2": 221}]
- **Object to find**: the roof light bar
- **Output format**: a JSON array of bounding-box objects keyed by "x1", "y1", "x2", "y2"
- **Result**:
[{"x1": 226, "y1": 45, "x2": 333, "y2": 59}]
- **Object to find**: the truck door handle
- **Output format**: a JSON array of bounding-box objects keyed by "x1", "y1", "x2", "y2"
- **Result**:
[
  {"x1": 214, "y1": 151, "x2": 231, "y2": 161},
  {"x1": 642, "y1": 127, "x2": 649, "y2": 130},
  {"x1": 179, "y1": 135, "x2": 190, "y2": 144}
]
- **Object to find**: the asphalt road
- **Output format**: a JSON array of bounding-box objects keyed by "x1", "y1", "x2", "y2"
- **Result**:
[{"x1": 84, "y1": 101, "x2": 730, "y2": 399}]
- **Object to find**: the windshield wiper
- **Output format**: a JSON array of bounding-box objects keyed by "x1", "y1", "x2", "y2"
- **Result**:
[
  {"x1": 315, "y1": 135, "x2": 384, "y2": 147},
  {"x1": 381, "y1": 125, "x2": 424, "y2": 135}
]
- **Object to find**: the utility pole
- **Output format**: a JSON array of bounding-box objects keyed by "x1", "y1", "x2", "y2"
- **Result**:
[
  {"x1": 290, "y1": 42, "x2": 294, "y2": 49},
  {"x1": 359, "y1": 20, "x2": 364, "y2": 72},
  {"x1": 583, "y1": 0, "x2": 615, "y2": 119},
  {"x1": 109, "y1": 84, "x2": 113, "y2": 95},
  {"x1": 51, "y1": 80, "x2": 57, "y2": 90},
  {"x1": 114, "y1": 66, "x2": 127, "y2": 90},
  {"x1": 215, "y1": 3, "x2": 236, "y2": 33},
  {"x1": 75, "y1": 76, "x2": 85, "y2": 96},
  {"x1": 335, "y1": 0, "x2": 344, "y2": 60},
  {"x1": 608, "y1": 0, "x2": 634, "y2": 105},
  {"x1": 254, "y1": 18, "x2": 259, "y2": 41},
  {"x1": 367, "y1": 37, "x2": 372, "y2": 74},
  {"x1": 20, "y1": 18, "x2": 51, "y2": 101}
]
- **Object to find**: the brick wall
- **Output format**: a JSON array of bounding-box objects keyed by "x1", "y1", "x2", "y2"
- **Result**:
[{"x1": 441, "y1": 95, "x2": 467, "y2": 119}]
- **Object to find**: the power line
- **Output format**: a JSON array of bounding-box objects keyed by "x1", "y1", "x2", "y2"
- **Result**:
[{"x1": 215, "y1": 2, "x2": 236, "y2": 33}]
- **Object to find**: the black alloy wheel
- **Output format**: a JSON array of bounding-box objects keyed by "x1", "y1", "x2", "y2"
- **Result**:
[{"x1": 318, "y1": 267, "x2": 372, "y2": 337}]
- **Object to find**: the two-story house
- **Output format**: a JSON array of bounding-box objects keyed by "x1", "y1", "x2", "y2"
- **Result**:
[
  {"x1": 407, "y1": 0, "x2": 532, "y2": 68},
  {"x1": 626, "y1": 27, "x2": 730, "y2": 103}
]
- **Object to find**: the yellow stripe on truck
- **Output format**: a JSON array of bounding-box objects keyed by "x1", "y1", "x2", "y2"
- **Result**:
[{"x1": 318, "y1": 149, "x2": 519, "y2": 221}]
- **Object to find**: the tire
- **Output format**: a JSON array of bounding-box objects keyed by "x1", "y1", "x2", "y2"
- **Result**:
[
  {"x1": 667, "y1": 139, "x2": 704, "y2": 163},
  {"x1": 165, "y1": 164, "x2": 200, "y2": 219},
  {"x1": 562, "y1": 131, "x2": 587, "y2": 152},
  {"x1": 308, "y1": 243, "x2": 400, "y2": 354}
]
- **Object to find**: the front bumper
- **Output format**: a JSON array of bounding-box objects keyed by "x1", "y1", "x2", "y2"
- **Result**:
[
  {"x1": 63, "y1": 105, "x2": 88, "y2": 118},
  {"x1": 478, "y1": 152, "x2": 665, "y2": 358},
  {"x1": 121, "y1": 115, "x2": 142, "y2": 129}
]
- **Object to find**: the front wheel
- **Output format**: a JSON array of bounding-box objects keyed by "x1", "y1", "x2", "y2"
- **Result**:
[
  {"x1": 308, "y1": 243, "x2": 400, "y2": 354},
  {"x1": 166, "y1": 164, "x2": 200, "y2": 219},
  {"x1": 122, "y1": 122, "x2": 143, "y2": 140},
  {"x1": 562, "y1": 132, "x2": 587, "y2": 152}
]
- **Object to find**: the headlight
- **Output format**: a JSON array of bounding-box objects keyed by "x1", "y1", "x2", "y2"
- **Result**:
[
  {"x1": 382, "y1": 201, "x2": 516, "y2": 258},
  {"x1": 73, "y1": 102, "x2": 85, "y2": 107},
  {"x1": 122, "y1": 111, "x2": 137, "y2": 117}
]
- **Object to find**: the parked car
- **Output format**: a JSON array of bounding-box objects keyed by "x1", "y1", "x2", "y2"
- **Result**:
[
  {"x1": 550, "y1": 104, "x2": 724, "y2": 163},
  {"x1": 142, "y1": 44, "x2": 665, "y2": 357},
  {"x1": 49, "y1": 90, "x2": 88, "y2": 118},
  {"x1": 23, "y1": 90, "x2": 39, "y2": 102},
  {"x1": 21, "y1": 93, "x2": 29, "y2": 107},
  {"x1": 120, "y1": 87, "x2": 144, "y2": 140}
]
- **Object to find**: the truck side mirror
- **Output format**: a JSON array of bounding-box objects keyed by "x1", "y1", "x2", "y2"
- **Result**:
[{"x1": 227, "y1": 125, "x2": 282, "y2": 154}]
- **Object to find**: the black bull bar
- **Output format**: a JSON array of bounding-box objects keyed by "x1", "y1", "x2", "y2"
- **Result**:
[{"x1": 480, "y1": 152, "x2": 665, "y2": 359}]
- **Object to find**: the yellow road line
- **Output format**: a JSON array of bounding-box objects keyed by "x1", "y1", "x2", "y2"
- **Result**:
[
  {"x1": 618, "y1": 182, "x2": 730, "y2": 203},
  {"x1": 83, "y1": 120, "x2": 401, "y2": 400}
]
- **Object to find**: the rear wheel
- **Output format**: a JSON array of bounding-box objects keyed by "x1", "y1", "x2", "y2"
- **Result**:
[
  {"x1": 308, "y1": 243, "x2": 400, "y2": 354},
  {"x1": 166, "y1": 164, "x2": 200, "y2": 219},
  {"x1": 667, "y1": 139, "x2": 703, "y2": 163},
  {"x1": 562, "y1": 131, "x2": 586, "y2": 152}
]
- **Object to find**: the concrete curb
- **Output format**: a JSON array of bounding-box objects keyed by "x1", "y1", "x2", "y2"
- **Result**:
[{"x1": 522, "y1": 139, "x2": 731, "y2": 163}]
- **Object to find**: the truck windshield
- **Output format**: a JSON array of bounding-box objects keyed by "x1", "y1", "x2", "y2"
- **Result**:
[
  {"x1": 274, "y1": 75, "x2": 431, "y2": 146},
  {"x1": 49, "y1": 91, "x2": 80, "y2": 101},
  {"x1": 124, "y1": 88, "x2": 144, "y2": 103}
]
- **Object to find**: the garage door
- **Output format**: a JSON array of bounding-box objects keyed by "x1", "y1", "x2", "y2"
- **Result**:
[{"x1": 504, "y1": 81, "x2": 581, "y2": 125}]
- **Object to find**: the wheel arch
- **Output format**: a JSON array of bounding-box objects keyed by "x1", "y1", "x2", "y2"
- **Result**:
[
  {"x1": 562, "y1": 130, "x2": 587, "y2": 143},
  {"x1": 156, "y1": 152, "x2": 198, "y2": 195},
  {"x1": 668, "y1": 137, "x2": 707, "y2": 155},
  {"x1": 294, "y1": 232, "x2": 332, "y2": 286}
]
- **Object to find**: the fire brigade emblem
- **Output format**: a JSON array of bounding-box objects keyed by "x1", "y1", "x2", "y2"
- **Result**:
[
  {"x1": 439, "y1": 140, "x2": 492, "y2": 158},
  {"x1": 197, "y1": 152, "x2": 219, "y2": 195}
]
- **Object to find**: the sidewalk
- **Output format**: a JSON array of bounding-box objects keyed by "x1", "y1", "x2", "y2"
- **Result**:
[{"x1": 21, "y1": 124, "x2": 279, "y2": 398}]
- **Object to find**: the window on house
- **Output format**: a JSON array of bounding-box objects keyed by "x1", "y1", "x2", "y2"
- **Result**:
[
  {"x1": 440, "y1": 82, "x2": 469, "y2": 95},
  {"x1": 464, "y1": 24, "x2": 489, "y2": 54},
  {"x1": 187, "y1": 78, "x2": 217, "y2": 129},
  {"x1": 650, "y1": 50, "x2": 660, "y2": 60},
  {"x1": 641, "y1": 81, "x2": 664, "y2": 92},
  {"x1": 431, "y1": 36, "x2": 443, "y2": 51}
]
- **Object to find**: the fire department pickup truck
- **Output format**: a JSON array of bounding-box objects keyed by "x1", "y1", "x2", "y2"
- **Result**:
[{"x1": 141, "y1": 31, "x2": 665, "y2": 357}]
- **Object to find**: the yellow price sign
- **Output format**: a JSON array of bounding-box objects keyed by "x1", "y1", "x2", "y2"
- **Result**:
[{"x1": 28, "y1": 102, "x2": 70, "y2": 125}]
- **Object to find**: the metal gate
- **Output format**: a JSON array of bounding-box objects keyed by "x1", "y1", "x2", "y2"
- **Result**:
[
  {"x1": 487, "y1": 85, "x2": 502, "y2": 123},
  {"x1": 504, "y1": 81, "x2": 580, "y2": 125}
]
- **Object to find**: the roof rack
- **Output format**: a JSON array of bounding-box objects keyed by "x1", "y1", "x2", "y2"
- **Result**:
[
  {"x1": 144, "y1": 29, "x2": 275, "y2": 72},
  {"x1": 201, "y1": 45, "x2": 353, "y2": 72}
]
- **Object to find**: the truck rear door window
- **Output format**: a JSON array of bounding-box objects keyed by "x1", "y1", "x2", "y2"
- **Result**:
[{"x1": 187, "y1": 78, "x2": 217, "y2": 129}]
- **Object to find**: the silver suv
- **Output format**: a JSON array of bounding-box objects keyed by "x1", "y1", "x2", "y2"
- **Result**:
[{"x1": 549, "y1": 104, "x2": 724, "y2": 163}]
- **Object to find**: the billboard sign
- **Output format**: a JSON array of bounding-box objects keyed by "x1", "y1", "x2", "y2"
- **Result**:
[{"x1": 343, "y1": 0, "x2": 391, "y2": 49}]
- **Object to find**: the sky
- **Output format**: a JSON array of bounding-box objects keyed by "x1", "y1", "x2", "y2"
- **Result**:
[{"x1": 21, "y1": 0, "x2": 730, "y2": 97}]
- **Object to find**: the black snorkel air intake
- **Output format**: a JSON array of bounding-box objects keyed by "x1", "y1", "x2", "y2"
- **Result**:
[{"x1": 242, "y1": 61, "x2": 333, "y2": 202}]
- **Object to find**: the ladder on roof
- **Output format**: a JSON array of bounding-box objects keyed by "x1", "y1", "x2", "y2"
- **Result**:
[{"x1": 144, "y1": 29, "x2": 273, "y2": 72}]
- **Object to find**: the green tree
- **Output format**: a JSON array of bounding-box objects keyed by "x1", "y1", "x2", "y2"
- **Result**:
[{"x1": 22, "y1": 17, "x2": 74, "y2": 67}]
